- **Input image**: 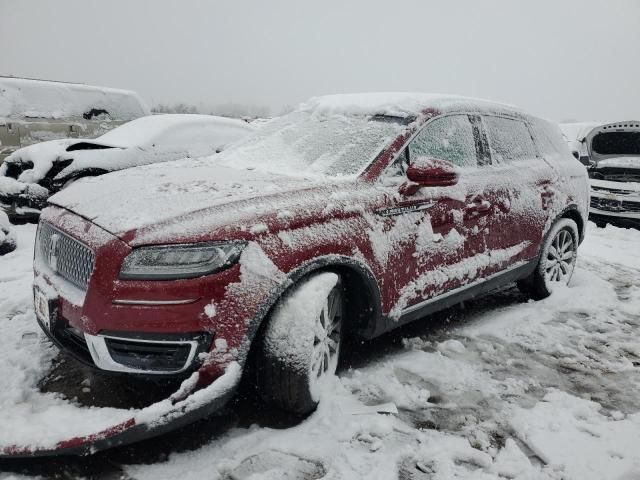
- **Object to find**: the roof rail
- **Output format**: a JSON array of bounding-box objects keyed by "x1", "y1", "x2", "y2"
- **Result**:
[{"x1": 0, "y1": 75, "x2": 86, "y2": 85}]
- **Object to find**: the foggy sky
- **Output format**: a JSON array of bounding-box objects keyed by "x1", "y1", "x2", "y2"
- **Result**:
[{"x1": 1, "y1": 0, "x2": 639, "y2": 122}]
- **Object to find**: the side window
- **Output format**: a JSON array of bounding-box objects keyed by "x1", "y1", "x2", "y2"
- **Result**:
[
  {"x1": 151, "y1": 126, "x2": 196, "y2": 151},
  {"x1": 408, "y1": 115, "x2": 478, "y2": 168},
  {"x1": 484, "y1": 116, "x2": 538, "y2": 163}
]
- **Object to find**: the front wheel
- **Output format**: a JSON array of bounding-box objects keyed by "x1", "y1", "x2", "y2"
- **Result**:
[
  {"x1": 257, "y1": 272, "x2": 343, "y2": 415},
  {"x1": 518, "y1": 218, "x2": 579, "y2": 299}
]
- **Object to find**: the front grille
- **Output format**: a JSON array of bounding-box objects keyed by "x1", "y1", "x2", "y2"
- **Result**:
[
  {"x1": 622, "y1": 200, "x2": 640, "y2": 212},
  {"x1": 37, "y1": 222, "x2": 95, "y2": 290},
  {"x1": 591, "y1": 197, "x2": 640, "y2": 213},
  {"x1": 591, "y1": 185, "x2": 635, "y2": 195}
]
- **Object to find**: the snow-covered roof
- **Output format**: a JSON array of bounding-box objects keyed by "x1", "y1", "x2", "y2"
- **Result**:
[
  {"x1": 0, "y1": 77, "x2": 150, "y2": 120},
  {"x1": 97, "y1": 114, "x2": 254, "y2": 148},
  {"x1": 299, "y1": 92, "x2": 521, "y2": 118}
]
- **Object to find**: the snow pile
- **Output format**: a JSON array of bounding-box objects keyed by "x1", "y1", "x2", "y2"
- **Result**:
[
  {"x1": 0, "y1": 77, "x2": 149, "y2": 120},
  {"x1": 1, "y1": 139, "x2": 77, "y2": 184},
  {"x1": 0, "y1": 176, "x2": 27, "y2": 195},
  {"x1": 0, "y1": 210, "x2": 16, "y2": 249},
  {"x1": 511, "y1": 390, "x2": 640, "y2": 479}
]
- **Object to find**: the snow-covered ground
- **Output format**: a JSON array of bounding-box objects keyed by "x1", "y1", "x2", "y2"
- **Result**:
[{"x1": 1, "y1": 222, "x2": 639, "y2": 479}]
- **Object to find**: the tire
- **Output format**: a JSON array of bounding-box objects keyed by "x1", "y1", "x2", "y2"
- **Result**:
[
  {"x1": 518, "y1": 218, "x2": 579, "y2": 300},
  {"x1": 258, "y1": 272, "x2": 344, "y2": 415},
  {"x1": 594, "y1": 220, "x2": 607, "y2": 229},
  {"x1": 0, "y1": 238, "x2": 17, "y2": 255}
]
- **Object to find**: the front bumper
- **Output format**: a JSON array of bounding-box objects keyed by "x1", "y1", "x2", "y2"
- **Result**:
[
  {"x1": 1, "y1": 361, "x2": 242, "y2": 458},
  {"x1": 35, "y1": 302, "x2": 212, "y2": 377},
  {"x1": 34, "y1": 206, "x2": 275, "y2": 380},
  {"x1": 589, "y1": 188, "x2": 640, "y2": 225}
]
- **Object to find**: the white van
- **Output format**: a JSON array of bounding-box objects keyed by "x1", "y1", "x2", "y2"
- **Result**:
[{"x1": 0, "y1": 77, "x2": 150, "y2": 163}]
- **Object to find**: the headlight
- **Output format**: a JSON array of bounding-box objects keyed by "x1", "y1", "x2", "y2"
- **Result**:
[{"x1": 120, "y1": 242, "x2": 245, "y2": 280}]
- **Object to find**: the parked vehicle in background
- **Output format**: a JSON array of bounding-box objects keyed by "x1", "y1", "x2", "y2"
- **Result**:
[
  {"x1": 559, "y1": 122, "x2": 601, "y2": 164},
  {"x1": 561, "y1": 121, "x2": 640, "y2": 228},
  {"x1": 0, "y1": 76, "x2": 150, "y2": 164},
  {"x1": 0, "y1": 114, "x2": 254, "y2": 221},
  {"x1": 32, "y1": 93, "x2": 588, "y2": 455},
  {"x1": 0, "y1": 210, "x2": 16, "y2": 255}
]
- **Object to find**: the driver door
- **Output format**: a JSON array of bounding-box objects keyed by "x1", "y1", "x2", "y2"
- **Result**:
[{"x1": 376, "y1": 114, "x2": 493, "y2": 317}]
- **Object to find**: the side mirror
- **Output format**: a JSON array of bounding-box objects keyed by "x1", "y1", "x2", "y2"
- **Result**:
[{"x1": 402, "y1": 157, "x2": 459, "y2": 195}]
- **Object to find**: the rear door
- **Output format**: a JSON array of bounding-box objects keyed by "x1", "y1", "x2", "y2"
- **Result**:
[{"x1": 478, "y1": 115, "x2": 555, "y2": 271}]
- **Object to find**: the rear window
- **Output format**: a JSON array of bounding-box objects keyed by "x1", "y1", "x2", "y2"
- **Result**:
[
  {"x1": 484, "y1": 116, "x2": 538, "y2": 163},
  {"x1": 591, "y1": 132, "x2": 640, "y2": 156}
]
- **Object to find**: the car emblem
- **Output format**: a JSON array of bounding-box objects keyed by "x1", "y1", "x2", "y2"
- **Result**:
[{"x1": 49, "y1": 233, "x2": 60, "y2": 272}]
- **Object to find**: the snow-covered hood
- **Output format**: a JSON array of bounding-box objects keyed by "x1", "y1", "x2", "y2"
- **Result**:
[{"x1": 48, "y1": 159, "x2": 332, "y2": 241}]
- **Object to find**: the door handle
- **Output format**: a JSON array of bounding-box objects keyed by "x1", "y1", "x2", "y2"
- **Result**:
[
  {"x1": 538, "y1": 182, "x2": 554, "y2": 210},
  {"x1": 465, "y1": 198, "x2": 492, "y2": 216}
]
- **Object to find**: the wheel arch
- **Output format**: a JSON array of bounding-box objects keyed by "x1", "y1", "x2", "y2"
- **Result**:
[
  {"x1": 558, "y1": 205, "x2": 585, "y2": 243},
  {"x1": 240, "y1": 255, "x2": 382, "y2": 372}
]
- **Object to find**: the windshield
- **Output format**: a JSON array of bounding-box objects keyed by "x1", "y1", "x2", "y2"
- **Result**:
[
  {"x1": 96, "y1": 116, "x2": 171, "y2": 148},
  {"x1": 214, "y1": 111, "x2": 408, "y2": 177},
  {"x1": 591, "y1": 132, "x2": 640, "y2": 156}
]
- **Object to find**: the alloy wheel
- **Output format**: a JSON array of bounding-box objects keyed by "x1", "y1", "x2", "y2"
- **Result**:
[
  {"x1": 310, "y1": 287, "x2": 343, "y2": 390},
  {"x1": 545, "y1": 228, "x2": 576, "y2": 284}
]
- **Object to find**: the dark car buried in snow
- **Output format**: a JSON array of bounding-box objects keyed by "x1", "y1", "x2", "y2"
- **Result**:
[
  {"x1": 0, "y1": 114, "x2": 253, "y2": 222},
  {"x1": 0, "y1": 210, "x2": 17, "y2": 255},
  {"x1": 23, "y1": 93, "x2": 588, "y2": 455}
]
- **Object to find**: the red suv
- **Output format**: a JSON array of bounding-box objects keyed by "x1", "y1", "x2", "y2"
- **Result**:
[{"x1": 34, "y1": 93, "x2": 588, "y2": 416}]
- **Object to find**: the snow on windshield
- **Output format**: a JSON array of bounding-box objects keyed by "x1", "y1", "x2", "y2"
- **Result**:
[{"x1": 214, "y1": 110, "x2": 408, "y2": 177}]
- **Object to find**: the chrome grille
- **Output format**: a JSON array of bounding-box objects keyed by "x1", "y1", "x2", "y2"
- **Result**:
[
  {"x1": 590, "y1": 197, "x2": 640, "y2": 213},
  {"x1": 591, "y1": 185, "x2": 634, "y2": 195},
  {"x1": 36, "y1": 222, "x2": 95, "y2": 290}
]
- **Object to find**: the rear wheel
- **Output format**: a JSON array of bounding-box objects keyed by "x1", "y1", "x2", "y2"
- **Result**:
[
  {"x1": 517, "y1": 218, "x2": 579, "y2": 299},
  {"x1": 258, "y1": 272, "x2": 343, "y2": 415}
]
